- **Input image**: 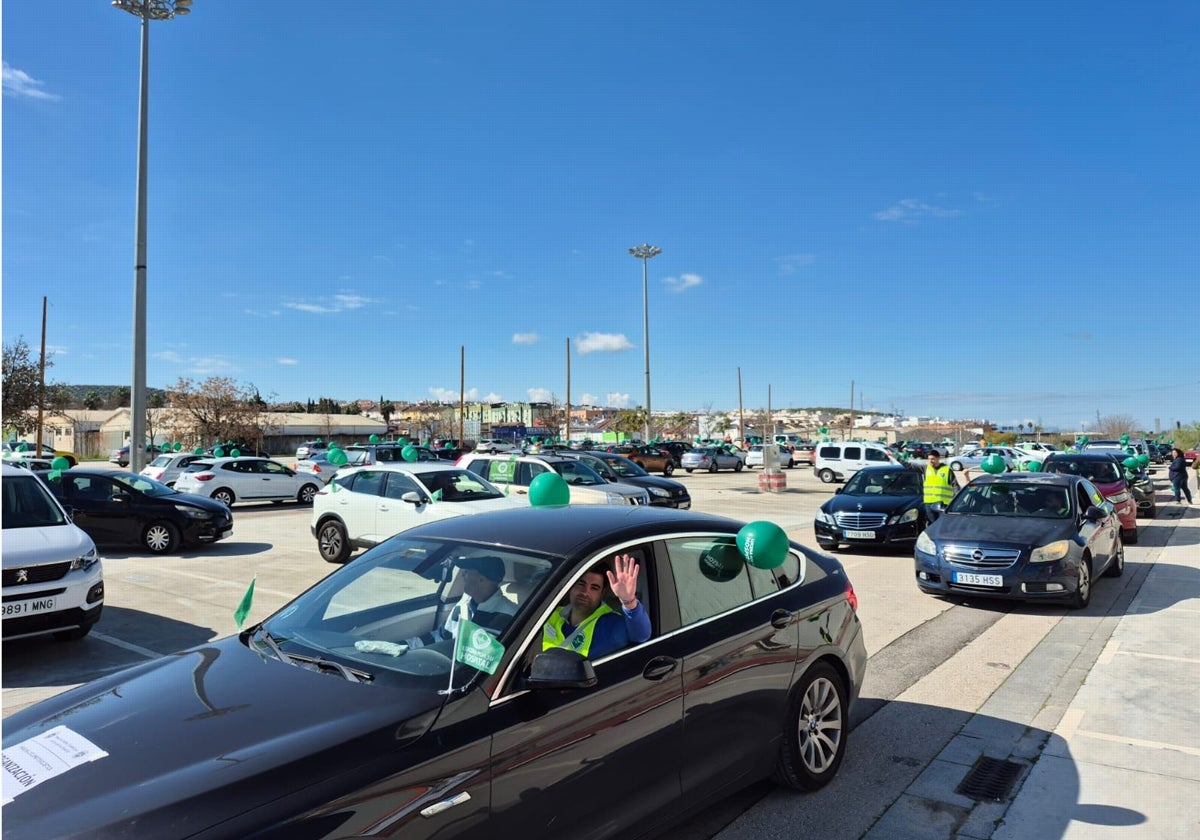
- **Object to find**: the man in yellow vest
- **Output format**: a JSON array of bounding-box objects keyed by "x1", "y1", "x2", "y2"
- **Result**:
[
  {"x1": 923, "y1": 450, "x2": 959, "y2": 523},
  {"x1": 542, "y1": 554, "x2": 650, "y2": 659}
]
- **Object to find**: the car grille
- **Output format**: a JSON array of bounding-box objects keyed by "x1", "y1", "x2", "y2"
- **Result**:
[
  {"x1": 834, "y1": 512, "x2": 887, "y2": 528},
  {"x1": 3, "y1": 562, "x2": 72, "y2": 587},
  {"x1": 943, "y1": 545, "x2": 1021, "y2": 569}
]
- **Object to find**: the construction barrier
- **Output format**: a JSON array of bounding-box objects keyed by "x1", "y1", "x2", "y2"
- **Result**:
[{"x1": 758, "y1": 470, "x2": 787, "y2": 493}]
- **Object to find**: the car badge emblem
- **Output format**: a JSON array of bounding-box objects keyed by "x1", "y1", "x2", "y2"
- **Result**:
[
  {"x1": 971, "y1": 549, "x2": 985, "y2": 562},
  {"x1": 857, "y1": 503, "x2": 863, "y2": 511},
  {"x1": 17, "y1": 569, "x2": 29, "y2": 583}
]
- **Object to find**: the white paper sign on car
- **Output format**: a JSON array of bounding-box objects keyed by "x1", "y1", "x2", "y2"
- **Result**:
[{"x1": 2, "y1": 725, "x2": 108, "y2": 805}]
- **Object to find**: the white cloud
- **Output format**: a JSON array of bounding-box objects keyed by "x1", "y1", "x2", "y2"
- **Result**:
[
  {"x1": 188, "y1": 357, "x2": 237, "y2": 375},
  {"x1": 576, "y1": 332, "x2": 633, "y2": 353},
  {"x1": 276, "y1": 357, "x2": 299, "y2": 366},
  {"x1": 2, "y1": 63, "x2": 61, "y2": 101},
  {"x1": 284, "y1": 293, "x2": 371, "y2": 314},
  {"x1": 579, "y1": 393, "x2": 599, "y2": 405},
  {"x1": 512, "y1": 332, "x2": 540, "y2": 345},
  {"x1": 45, "y1": 344, "x2": 67, "y2": 358},
  {"x1": 774, "y1": 254, "x2": 815, "y2": 275},
  {"x1": 153, "y1": 351, "x2": 184, "y2": 363},
  {"x1": 483, "y1": 392, "x2": 503, "y2": 403},
  {"x1": 664, "y1": 273, "x2": 702, "y2": 292},
  {"x1": 873, "y1": 198, "x2": 963, "y2": 223},
  {"x1": 527, "y1": 388, "x2": 553, "y2": 402},
  {"x1": 429, "y1": 386, "x2": 479, "y2": 402},
  {"x1": 606, "y1": 392, "x2": 632, "y2": 409}
]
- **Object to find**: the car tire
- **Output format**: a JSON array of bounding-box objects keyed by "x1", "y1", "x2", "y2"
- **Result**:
[
  {"x1": 212, "y1": 488, "x2": 236, "y2": 507},
  {"x1": 1070, "y1": 556, "x2": 1092, "y2": 610},
  {"x1": 772, "y1": 661, "x2": 849, "y2": 791},
  {"x1": 53, "y1": 623, "x2": 94, "y2": 642},
  {"x1": 143, "y1": 521, "x2": 180, "y2": 554},
  {"x1": 1124, "y1": 527, "x2": 1138, "y2": 545},
  {"x1": 685, "y1": 468, "x2": 694, "y2": 473},
  {"x1": 298, "y1": 483, "x2": 319, "y2": 505},
  {"x1": 1106, "y1": 540, "x2": 1125, "y2": 578},
  {"x1": 317, "y1": 519, "x2": 350, "y2": 564},
  {"x1": 734, "y1": 460, "x2": 744, "y2": 472},
  {"x1": 663, "y1": 462, "x2": 674, "y2": 476},
  {"x1": 708, "y1": 461, "x2": 719, "y2": 473},
  {"x1": 818, "y1": 469, "x2": 836, "y2": 484},
  {"x1": 950, "y1": 461, "x2": 964, "y2": 471}
]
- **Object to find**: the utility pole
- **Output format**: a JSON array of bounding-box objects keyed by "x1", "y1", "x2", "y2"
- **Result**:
[
  {"x1": 737, "y1": 366, "x2": 744, "y2": 443},
  {"x1": 849, "y1": 380, "x2": 855, "y2": 440},
  {"x1": 36, "y1": 297, "x2": 47, "y2": 454},
  {"x1": 565, "y1": 338, "x2": 571, "y2": 445}
]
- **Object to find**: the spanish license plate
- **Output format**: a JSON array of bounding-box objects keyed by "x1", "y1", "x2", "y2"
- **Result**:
[
  {"x1": 953, "y1": 572, "x2": 1003, "y2": 587},
  {"x1": 2, "y1": 597, "x2": 56, "y2": 617},
  {"x1": 843, "y1": 529, "x2": 875, "y2": 540}
]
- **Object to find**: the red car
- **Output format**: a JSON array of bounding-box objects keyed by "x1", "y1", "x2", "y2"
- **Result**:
[{"x1": 1041, "y1": 453, "x2": 1138, "y2": 544}]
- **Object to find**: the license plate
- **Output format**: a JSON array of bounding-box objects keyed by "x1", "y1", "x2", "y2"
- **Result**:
[
  {"x1": 954, "y1": 572, "x2": 1003, "y2": 587},
  {"x1": 843, "y1": 529, "x2": 875, "y2": 540},
  {"x1": 2, "y1": 597, "x2": 56, "y2": 617}
]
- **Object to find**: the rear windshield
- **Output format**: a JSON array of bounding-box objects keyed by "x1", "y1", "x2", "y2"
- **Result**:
[
  {"x1": 2, "y1": 475, "x2": 68, "y2": 528},
  {"x1": 1043, "y1": 458, "x2": 1121, "y2": 484}
]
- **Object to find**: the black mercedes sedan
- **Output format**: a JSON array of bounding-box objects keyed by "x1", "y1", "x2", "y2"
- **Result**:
[
  {"x1": 2, "y1": 506, "x2": 865, "y2": 840},
  {"x1": 814, "y1": 465, "x2": 925, "y2": 551},
  {"x1": 914, "y1": 473, "x2": 1123, "y2": 609},
  {"x1": 36, "y1": 469, "x2": 233, "y2": 554}
]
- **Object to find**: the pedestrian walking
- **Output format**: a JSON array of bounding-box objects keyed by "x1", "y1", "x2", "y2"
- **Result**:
[
  {"x1": 923, "y1": 450, "x2": 958, "y2": 523},
  {"x1": 1168, "y1": 447, "x2": 1193, "y2": 504}
]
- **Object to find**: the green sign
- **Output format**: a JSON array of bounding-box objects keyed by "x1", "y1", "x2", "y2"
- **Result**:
[{"x1": 454, "y1": 618, "x2": 506, "y2": 674}]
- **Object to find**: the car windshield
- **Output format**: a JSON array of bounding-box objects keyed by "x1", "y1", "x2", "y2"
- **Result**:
[
  {"x1": 842, "y1": 469, "x2": 922, "y2": 496},
  {"x1": 948, "y1": 483, "x2": 1072, "y2": 518},
  {"x1": 553, "y1": 460, "x2": 607, "y2": 486},
  {"x1": 1043, "y1": 459, "x2": 1121, "y2": 484},
  {"x1": 149, "y1": 455, "x2": 173, "y2": 468},
  {"x1": 112, "y1": 472, "x2": 177, "y2": 497},
  {"x1": 2, "y1": 475, "x2": 68, "y2": 528},
  {"x1": 410, "y1": 469, "x2": 506, "y2": 501},
  {"x1": 599, "y1": 456, "x2": 647, "y2": 478},
  {"x1": 261, "y1": 535, "x2": 554, "y2": 689}
]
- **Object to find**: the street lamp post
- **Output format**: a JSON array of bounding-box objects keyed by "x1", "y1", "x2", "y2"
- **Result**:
[
  {"x1": 112, "y1": 0, "x2": 192, "y2": 472},
  {"x1": 628, "y1": 244, "x2": 661, "y2": 443}
]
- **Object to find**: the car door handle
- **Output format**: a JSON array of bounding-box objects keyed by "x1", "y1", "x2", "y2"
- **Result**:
[
  {"x1": 642, "y1": 656, "x2": 677, "y2": 681},
  {"x1": 420, "y1": 791, "x2": 471, "y2": 817},
  {"x1": 770, "y1": 609, "x2": 791, "y2": 630}
]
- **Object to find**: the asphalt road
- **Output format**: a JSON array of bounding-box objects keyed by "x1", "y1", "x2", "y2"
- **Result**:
[{"x1": 1, "y1": 459, "x2": 1185, "y2": 838}]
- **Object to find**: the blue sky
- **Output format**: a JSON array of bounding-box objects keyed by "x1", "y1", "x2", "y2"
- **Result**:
[{"x1": 4, "y1": 1, "x2": 1198, "y2": 432}]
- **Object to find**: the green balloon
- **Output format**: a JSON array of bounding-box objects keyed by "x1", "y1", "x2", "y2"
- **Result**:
[
  {"x1": 401, "y1": 445, "x2": 418, "y2": 462},
  {"x1": 51, "y1": 456, "x2": 70, "y2": 472},
  {"x1": 698, "y1": 543, "x2": 744, "y2": 582},
  {"x1": 194, "y1": 447, "x2": 204, "y2": 454},
  {"x1": 327, "y1": 448, "x2": 349, "y2": 466},
  {"x1": 1137, "y1": 454, "x2": 1150, "y2": 468},
  {"x1": 1027, "y1": 460, "x2": 1042, "y2": 473},
  {"x1": 1123, "y1": 456, "x2": 1138, "y2": 471},
  {"x1": 16, "y1": 442, "x2": 28, "y2": 452},
  {"x1": 230, "y1": 448, "x2": 242, "y2": 458},
  {"x1": 173, "y1": 441, "x2": 182, "y2": 451},
  {"x1": 529, "y1": 472, "x2": 570, "y2": 507},
  {"x1": 981, "y1": 454, "x2": 1006, "y2": 474},
  {"x1": 213, "y1": 447, "x2": 225, "y2": 458},
  {"x1": 736, "y1": 521, "x2": 789, "y2": 569},
  {"x1": 1125, "y1": 446, "x2": 1136, "y2": 456},
  {"x1": 369, "y1": 434, "x2": 380, "y2": 444},
  {"x1": 1119, "y1": 435, "x2": 1129, "y2": 445}
]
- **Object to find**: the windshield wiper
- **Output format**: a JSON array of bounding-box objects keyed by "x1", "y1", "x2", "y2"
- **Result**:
[
  {"x1": 252, "y1": 627, "x2": 373, "y2": 683},
  {"x1": 252, "y1": 626, "x2": 289, "y2": 663}
]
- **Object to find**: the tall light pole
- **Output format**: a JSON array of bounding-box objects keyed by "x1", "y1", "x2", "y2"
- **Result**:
[
  {"x1": 112, "y1": 0, "x2": 192, "y2": 472},
  {"x1": 628, "y1": 244, "x2": 661, "y2": 442}
]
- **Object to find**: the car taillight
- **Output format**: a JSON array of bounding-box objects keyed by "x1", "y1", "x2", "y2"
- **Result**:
[
  {"x1": 312, "y1": 464, "x2": 323, "y2": 473},
  {"x1": 845, "y1": 580, "x2": 858, "y2": 612},
  {"x1": 194, "y1": 473, "x2": 215, "y2": 481}
]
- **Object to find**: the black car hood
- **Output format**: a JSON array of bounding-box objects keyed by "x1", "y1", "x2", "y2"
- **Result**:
[
  {"x1": 822, "y1": 492, "x2": 919, "y2": 515},
  {"x1": 1, "y1": 636, "x2": 445, "y2": 839},
  {"x1": 621, "y1": 475, "x2": 687, "y2": 493},
  {"x1": 929, "y1": 513, "x2": 1073, "y2": 547},
  {"x1": 170, "y1": 491, "x2": 232, "y2": 513}
]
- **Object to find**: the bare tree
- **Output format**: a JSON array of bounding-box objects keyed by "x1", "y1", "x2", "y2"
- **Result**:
[
  {"x1": 2, "y1": 337, "x2": 68, "y2": 437},
  {"x1": 167, "y1": 376, "x2": 269, "y2": 445},
  {"x1": 1092, "y1": 414, "x2": 1140, "y2": 438}
]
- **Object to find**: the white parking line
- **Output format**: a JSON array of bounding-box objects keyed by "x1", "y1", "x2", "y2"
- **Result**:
[{"x1": 90, "y1": 631, "x2": 160, "y2": 660}]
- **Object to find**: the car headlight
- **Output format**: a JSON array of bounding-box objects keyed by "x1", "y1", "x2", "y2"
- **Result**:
[
  {"x1": 891, "y1": 508, "x2": 920, "y2": 524},
  {"x1": 648, "y1": 486, "x2": 670, "y2": 498},
  {"x1": 1030, "y1": 541, "x2": 1070, "y2": 563},
  {"x1": 816, "y1": 511, "x2": 835, "y2": 525},
  {"x1": 605, "y1": 492, "x2": 626, "y2": 505},
  {"x1": 70, "y1": 546, "x2": 99, "y2": 572},
  {"x1": 1108, "y1": 492, "x2": 1130, "y2": 504},
  {"x1": 915, "y1": 531, "x2": 936, "y2": 554},
  {"x1": 174, "y1": 504, "x2": 213, "y2": 519}
]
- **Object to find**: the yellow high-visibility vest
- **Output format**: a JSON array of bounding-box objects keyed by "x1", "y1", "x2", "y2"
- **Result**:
[
  {"x1": 542, "y1": 603, "x2": 614, "y2": 656},
  {"x1": 924, "y1": 464, "x2": 955, "y2": 505}
]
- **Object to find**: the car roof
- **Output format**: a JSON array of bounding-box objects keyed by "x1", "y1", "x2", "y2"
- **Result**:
[
  {"x1": 969, "y1": 472, "x2": 1079, "y2": 487},
  {"x1": 336, "y1": 462, "x2": 459, "y2": 476},
  {"x1": 402, "y1": 505, "x2": 747, "y2": 560},
  {"x1": 1045, "y1": 452, "x2": 1124, "y2": 461}
]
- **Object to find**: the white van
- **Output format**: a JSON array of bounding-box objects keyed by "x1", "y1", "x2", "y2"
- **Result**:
[
  {"x1": 2, "y1": 462, "x2": 104, "y2": 641},
  {"x1": 814, "y1": 442, "x2": 898, "y2": 483}
]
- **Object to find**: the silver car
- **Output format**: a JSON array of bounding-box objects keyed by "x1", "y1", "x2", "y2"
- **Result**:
[
  {"x1": 174, "y1": 457, "x2": 321, "y2": 506},
  {"x1": 680, "y1": 446, "x2": 745, "y2": 473}
]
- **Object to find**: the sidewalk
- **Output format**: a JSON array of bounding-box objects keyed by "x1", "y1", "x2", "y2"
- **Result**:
[{"x1": 868, "y1": 502, "x2": 1200, "y2": 840}]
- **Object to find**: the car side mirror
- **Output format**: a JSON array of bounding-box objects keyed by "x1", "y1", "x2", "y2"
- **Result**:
[
  {"x1": 1083, "y1": 505, "x2": 1106, "y2": 522},
  {"x1": 401, "y1": 491, "x2": 424, "y2": 506},
  {"x1": 834, "y1": 487, "x2": 843, "y2": 494},
  {"x1": 525, "y1": 648, "x2": 598, "y2": 690}
]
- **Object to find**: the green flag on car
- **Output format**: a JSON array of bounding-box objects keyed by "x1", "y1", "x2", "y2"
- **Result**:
[
  {"x1": 234, "y1": 576, "x2": 256, "y2": 629},
  {"x1": 454, "y1": 618, "x2": 505, "y2": 674}
]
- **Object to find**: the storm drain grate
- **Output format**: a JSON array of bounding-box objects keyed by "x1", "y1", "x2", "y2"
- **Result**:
[{"x1": 955, "y1": 756, "x2": 1023, "y2": 802}]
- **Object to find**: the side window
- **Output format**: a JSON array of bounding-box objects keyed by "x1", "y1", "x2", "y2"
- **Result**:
[
  {"x1": 818, "y1": 446, "x2": 839, "y2": 460},
  {"x1": 844, "y1": 447, "x2": 861, "y2": 460},
  {"x1": 349, "y1": 470, "x2": 386, "y2": 497},
  {"x1": 865, "y1": 448, "x2": 889, "y2": 462},
  {"x1": 262, "y1": 461, "x2": 287, "y2": 475},
  {"x1": 521, "y1": 463, "x2": 547, "y2": 485},
  {"x1": 664, "y1": 537, "x2": 754, "y2": 626},
  {"x1": 383, "y1": 473, "x2": 422, "y2": 500}
]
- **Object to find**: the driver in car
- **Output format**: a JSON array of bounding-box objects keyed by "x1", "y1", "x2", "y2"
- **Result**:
[
  {"x1": 405, "y1": 556, "x2": 516, "y2": 650},
  {"x1": 542, "y1": 554, "x2": 650, "y2": 659}
]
